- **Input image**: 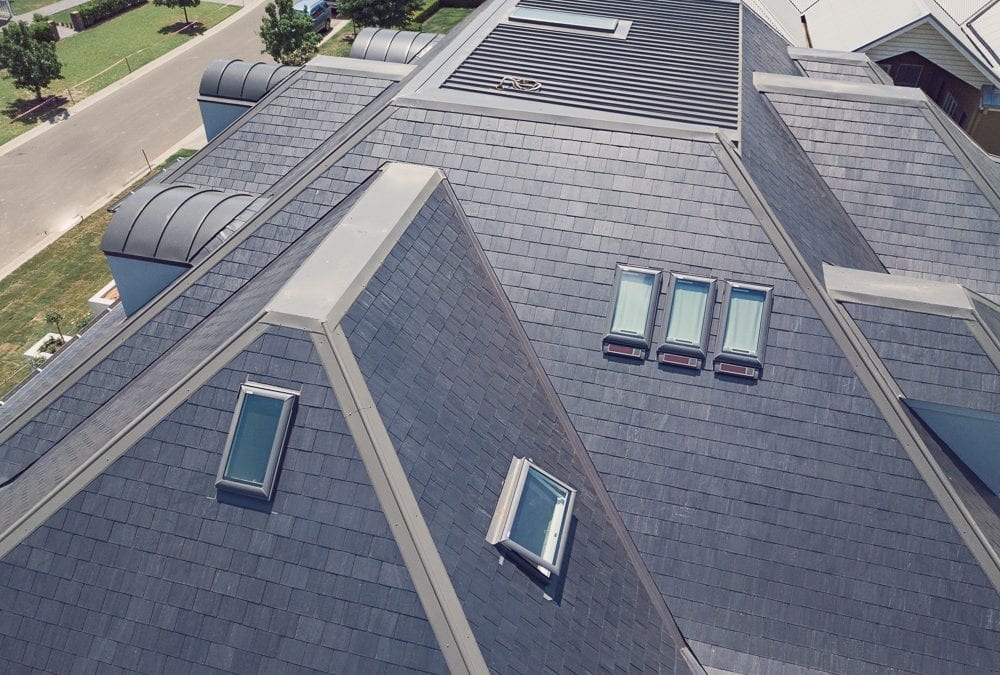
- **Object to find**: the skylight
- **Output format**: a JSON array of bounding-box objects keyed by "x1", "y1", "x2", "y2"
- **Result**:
[
  {"x1": 508, "y1": 6, "x2": 619, "y2": 33},
  {"x1": 714, "y1": 283, "x2": 773, "y2": 379},
  {"x1": 603, "y1": 265, "x2": 662, "y2": 359},
  {"x1": 216, "y1": 382, "x2": 297, "y2": 500},
  {"x1": 486, "y1": 457, "x2": 576, "y2": 577},
  {"x1": 658, "y1": 274, "x2": 717, "y2": 369}
]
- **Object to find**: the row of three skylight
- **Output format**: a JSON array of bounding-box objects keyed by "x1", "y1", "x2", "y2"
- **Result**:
[{"x1": 603, "y1": 265, "x2": 773, "y2": 378}]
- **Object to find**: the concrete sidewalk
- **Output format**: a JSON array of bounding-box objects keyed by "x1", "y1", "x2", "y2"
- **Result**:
[{"x1": 0, "y1": 0, "x2": 269, "y2": 279}]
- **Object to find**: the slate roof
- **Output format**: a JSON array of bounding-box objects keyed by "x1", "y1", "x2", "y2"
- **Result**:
[
  {"x1": 1, "y1": 2, "x2": 999, "y2": 674},
  {"x1": 764, "y1": 85, "x2": 1000, "y2": 300},
  {"x1": 177, "y1": 67, "x2": 399, "y2": 194},
  {"x1": 847, "y1": 302, "x2": 1000, "y2": 414}
]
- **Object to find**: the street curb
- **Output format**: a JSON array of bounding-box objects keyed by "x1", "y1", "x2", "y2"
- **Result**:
[
  {"x1": 0, "y1": 126, "x2": 208, "y2": 283},
  {"x1": 0, "y1": 0, "x2": 268, "y2": 161}
]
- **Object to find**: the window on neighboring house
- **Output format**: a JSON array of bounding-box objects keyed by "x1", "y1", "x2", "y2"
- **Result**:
[
  {"x1": 894, "y1": 64, "x2": 923, "y2": 87},
  {"x1": 657, "y1": 273, "x2": 717, "y2": 369},
  {"x1": 216, "y1": 382, "x2": 297, "y2": 500},
  {"x1": 714, "y1": 283, "x2": 773, "y2": 379},
  {"x1": 603, "y1": 265, "x2": 661, "y2": 359},
  {"x1": 486, "y1": 457, "x2": 576, "y2": 577}
]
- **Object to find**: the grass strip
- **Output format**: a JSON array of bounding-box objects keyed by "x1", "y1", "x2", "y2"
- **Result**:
[{"x1": 0, "y1": 148, "x2": 196, "y2": 398}]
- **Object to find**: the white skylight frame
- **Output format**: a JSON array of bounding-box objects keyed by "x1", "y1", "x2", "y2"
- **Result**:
[
  {"x1": 603, "y1": 265, "x2": 662, "y2": 359},
  {"x1": 215, "y1": 382, "x2": 298, "y2": 501},
  {"x1": 486, "y1": 457, "x2": 577, "y2": 577},
  {"x1": 657, "y1": 273, "x2": 717, "y2": 369},
  {"x1": 713, "y1": 282, "x2": 774, "y2": 379}
]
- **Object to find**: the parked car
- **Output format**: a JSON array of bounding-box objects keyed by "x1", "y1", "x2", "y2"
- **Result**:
[{"x1": 294, "y1": 0, "x2": 331, "y2": 32}]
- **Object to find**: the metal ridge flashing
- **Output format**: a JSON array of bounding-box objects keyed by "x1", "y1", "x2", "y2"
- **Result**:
[
  {"x1": 753, "y1": 71, "x2": 926, "y2": 105},
  {"x1": 787, "y1": 46, "x2": 873, "y2": 64},
  {"x1": 304, "y1": 55, "x2": 415, "y2": 80},
  {"x1": 263, "y1": 163, "x2": 444, "y2": 332},
  {"x1": 823, "y1": 265, "x2": 977, "y2": 319}
]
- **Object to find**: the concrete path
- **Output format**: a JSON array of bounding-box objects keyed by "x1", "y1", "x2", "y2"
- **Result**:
[
  {"x1": 13, "y1": 0, "x2": 84, "y2": 22},
  {"x1": 0, "y1": 0, "x2": 269, "y2": 278}
]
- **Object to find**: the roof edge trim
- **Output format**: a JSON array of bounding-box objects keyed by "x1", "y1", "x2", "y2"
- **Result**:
[
  {"x1": 263, "y1": 163, "x2": 444, "y2": 332},
  {"x1": 304, "y1": 55, "x2": 415, "y2": 80},
  {"x1": 823, "y1": 265, "x2": 976, "y2": 318},
  {"x1": 788, "y1": 46, "x2": 873, "y2": 64},
  {"x1": 754, "y1": 71, "x2": 925, "y2": 105},
  {"x1": 312, "y1": 326, "x2": 489, "y2": 675}
]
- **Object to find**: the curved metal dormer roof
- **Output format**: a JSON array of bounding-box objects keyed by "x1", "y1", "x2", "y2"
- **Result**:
[
  {"x1": 349, "y1": 27, "x2": 442, "y2": 64},
  {"x1": 101, "y1": 183, "x2": 254, "y2": 264},
  {"x1": 198, "y1": 59, "x2": 298, "y2": 102}
]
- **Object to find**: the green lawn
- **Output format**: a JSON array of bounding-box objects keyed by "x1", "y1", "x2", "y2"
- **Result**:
[
  {"x1": 421, "y1": 7, "x2": 471, "y2": 33},
  {"x1": 0, "y1": 2, "x2": 240, "y2": 145},
  {"x1": 0, "y1": 148, "x2": 197, "y2": 398},
  {"x1": 318, "y1": 5, "x2": 474, "y2": 58},
  {"x1": 6, "y1": 0, "x2": 57, "y2": 18}
]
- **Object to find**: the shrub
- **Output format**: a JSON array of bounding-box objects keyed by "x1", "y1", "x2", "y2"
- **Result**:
[{"x1": 74, "y1": 0, "x2": 146, "y2": 29}]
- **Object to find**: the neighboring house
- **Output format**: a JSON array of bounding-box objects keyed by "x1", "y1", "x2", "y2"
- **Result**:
[
  {"x1": 750, "y1": 0, "x2": 1000, "y2": 153},
  {"x1": 0, "y1": 1, "x2": 999, "y2": 673}
]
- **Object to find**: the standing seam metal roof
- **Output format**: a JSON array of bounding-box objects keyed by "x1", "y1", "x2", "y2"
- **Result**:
[
  {"x1": 442, "y1": 0, "x2": 741, "y2": 129},
  {"x1": 198, "y1": 59, "x2": 299, "y2": 102},
  {"x1": 349, "y1": 28, "x2": 442, "y2": 63},
  {"x1": 101, "y1": 184, "x2": 254, "y2": 264}
]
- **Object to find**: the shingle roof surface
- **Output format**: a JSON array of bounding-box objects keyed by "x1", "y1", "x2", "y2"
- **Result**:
[
  {"x1": 252, "y1": 103, "x2": 1000, "y2": 672},
  {"x1": 179, "y1": 70, "x2": 395, "y2": 194},
  {"x1": 343, "y1": 184, "x2": 687, "y2": 673},
  {"x1": 765, "y1": 90, "x2": 1000, "y2": 299},
  {"x1": 741, "y1": 10, "x2": 886, "y2": 278},
  {"x1": 0, "y1": 326, "x2": 448, "y2": 674},
  {"x1": 847, "y1": 303, "x2": 1000, "y2": 414}
]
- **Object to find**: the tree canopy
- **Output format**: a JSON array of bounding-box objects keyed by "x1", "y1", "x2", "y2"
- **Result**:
[
  {"x1": 259, "y1": 0, "x2": 320, "y2": 66},
  {"x1": 338, "y1": 0, "x2": 422, "y2": 30},
  {"x1": 0, "y1": 19, "x2": 62, "y2": 101},
  {"x1": 151, "y1": 0, "x2": 201, "y2": 25}
]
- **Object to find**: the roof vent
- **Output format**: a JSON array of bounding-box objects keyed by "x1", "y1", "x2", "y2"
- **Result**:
[{"x1": 507, "y1": 6, "x2": 630, "y2": 38}]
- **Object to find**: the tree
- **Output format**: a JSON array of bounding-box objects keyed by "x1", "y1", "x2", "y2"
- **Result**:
[
  {"x1": 152, "y1": 0, "x2": 200, "y2": 25},
  {"x1": 44, "y1": 311, "x2": 65, "y2": 342},
  {"x1": 338, "y1": 0, "x2": 421, "y2": 29},
  {"x1": 0, "y1": 19, "x2": 62, "y2": 101},
  {"x1": 259, "y1": 0, "x2": 320, "y2": 66}
]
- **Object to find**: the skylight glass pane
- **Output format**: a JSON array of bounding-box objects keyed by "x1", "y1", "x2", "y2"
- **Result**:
[
  {"x1": 509, "y1": 7, "x2": 618, "y2": 32},
  {"x1": 723, "y1": 287, "x2": 766, "y2": 355},
  {"x1": 223, "y1": 393, "x2": 286, "y2": 486},
  {"x1": 611, "y1": 270, "x2": 654, "y2": 337},
  {"x1": 666, "y1": 279, "x2": 709, "y2": 345},
  {"x1": 508, "y1": 467, "x2": 570, "y2": 564}
]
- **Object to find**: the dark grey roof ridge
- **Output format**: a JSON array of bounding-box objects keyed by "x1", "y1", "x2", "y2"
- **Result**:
[
  {"x1": 714, "y1": 134, "x2": 1000, "y2": 593},
  {"x1": 303, "y1": 54, "x2": 416, "y2": 79}
]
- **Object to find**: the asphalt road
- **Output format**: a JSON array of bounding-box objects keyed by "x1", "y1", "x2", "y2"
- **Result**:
[{"x1": 0, "y1": 0, "x2": 269, "y2": 277}]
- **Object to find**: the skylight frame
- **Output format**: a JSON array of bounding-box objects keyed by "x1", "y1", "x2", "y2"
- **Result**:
[
  {"x1": 486, "y1": 457, "x2": 577, "y2": 577},
  {"x1": 657, "y1": 273, "x2": 717, "y2": 369},
  {"x1": 215, "y1": 382, "x2": 298, "y2": 501},
  {"x1": 602, "y1": 264, "x2": 662, "y2": 359},
  {"x1": 713, "y1": 281, "x2": 773, "y2": 379}
]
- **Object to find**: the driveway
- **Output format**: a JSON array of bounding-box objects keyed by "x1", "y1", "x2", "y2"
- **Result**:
[{"x1": 0, "y1": 0, "x2": 270, "y2": 278}]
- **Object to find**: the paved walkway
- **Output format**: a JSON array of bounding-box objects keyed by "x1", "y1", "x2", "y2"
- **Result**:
[
  {"x1": 0, "y1": 0, "x2": 270, "y2": 278},
  {"x1": 13, "y1": 0, "x2": 85, "y2": 22}
]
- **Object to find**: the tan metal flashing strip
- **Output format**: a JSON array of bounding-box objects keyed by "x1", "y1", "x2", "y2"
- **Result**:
[
  {"x1": 823, "y1": 264, "x2": 976, "y2": 319},
  {"x1": 436, "y1": 180, "x2": 706, "y2": 674},
  {"x1": 314, "y1": 326, "x2": 488, "y2": 675},
  {"x1": 0, "y1": 320, "x2": 268, "y2": 559},
  {"x1": 754, "y1": 71, "x2": 926, "y2": 105},
  {"x1": 263, "y1": 163, "x2": 444, "y2": 330},
  {"x1": 787, "y1": 46, "x2": 873, "y2": 65},
  {"x1": 304, "y1": 55, "x2": 415, "y2": 80},
  {"x1": 712, "y1": 138, "x2": 1000, "y2": 592}
]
